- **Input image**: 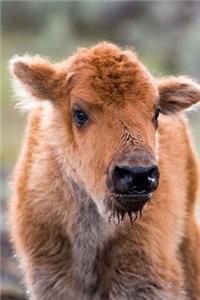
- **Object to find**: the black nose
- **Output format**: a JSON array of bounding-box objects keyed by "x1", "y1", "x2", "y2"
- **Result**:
[{"x1": 112, "y1": 165, "x2": 159, "y2": 194}]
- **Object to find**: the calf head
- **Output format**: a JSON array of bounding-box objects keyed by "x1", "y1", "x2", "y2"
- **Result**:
[{"x1": 10, "y1": 42, "x2": 200, "y2": 222}]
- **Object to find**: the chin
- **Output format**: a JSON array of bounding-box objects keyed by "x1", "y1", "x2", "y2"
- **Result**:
[{"x1": 105, "y1": 192, "x2": 152, "y2": 224}]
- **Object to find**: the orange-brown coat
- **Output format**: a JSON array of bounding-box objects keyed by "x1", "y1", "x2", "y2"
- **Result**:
[{"x1": 9, "y1": 42, "x2": 200, "y2": 300}]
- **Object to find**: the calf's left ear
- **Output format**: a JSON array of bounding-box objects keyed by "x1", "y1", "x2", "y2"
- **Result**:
[{"x1": 157, "y1": 76, "x2": 200, "y2": 114}]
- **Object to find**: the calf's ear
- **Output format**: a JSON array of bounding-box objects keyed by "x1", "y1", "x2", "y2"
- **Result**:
[
  {"x1": 157, "y1": 76, "x2": 200, "y2": 114},
  {"x1": 9, "y1": 55, "x2": 65, "y2": 102}
]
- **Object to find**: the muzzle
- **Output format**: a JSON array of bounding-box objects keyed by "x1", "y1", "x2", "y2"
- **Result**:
[{"x1": 107, "y1": 148, "x2": 159, "y2": 214}]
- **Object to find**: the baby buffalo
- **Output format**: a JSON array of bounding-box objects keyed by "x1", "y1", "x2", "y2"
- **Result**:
[{"x1": 9, "y1": 42, "x2": 200, "y2": 300}]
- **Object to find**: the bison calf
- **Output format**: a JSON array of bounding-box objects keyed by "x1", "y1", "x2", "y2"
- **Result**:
[{"x1": 9, "y1": 42, "x2": 200, "y2": 300}]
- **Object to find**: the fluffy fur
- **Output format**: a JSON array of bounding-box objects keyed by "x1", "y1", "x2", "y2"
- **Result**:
[{"x1": 9, "y1": 42, "x2": 200, "y2": 300}]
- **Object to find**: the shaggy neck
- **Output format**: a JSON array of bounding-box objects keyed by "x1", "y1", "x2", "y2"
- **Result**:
[{"x1": 68, "y1": 179, "x2": 106, "y2": 294}]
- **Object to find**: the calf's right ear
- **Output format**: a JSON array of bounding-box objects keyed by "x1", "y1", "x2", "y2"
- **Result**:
[
  {"x1": 9, "y1": 55, "x2": 65, "y2": 102},
  {"x1": 157, "y1": 76, "x2": 200, "y2": 114}
]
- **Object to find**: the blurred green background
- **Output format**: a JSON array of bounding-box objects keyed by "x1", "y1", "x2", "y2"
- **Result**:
[{"x1": 1, "y1": 1, "x2": 200, "y2": 299}]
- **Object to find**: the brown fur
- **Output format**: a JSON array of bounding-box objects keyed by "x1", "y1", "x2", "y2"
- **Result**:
[{"x1": 9, "y1": 42, "x2": 200, "y2": 299}]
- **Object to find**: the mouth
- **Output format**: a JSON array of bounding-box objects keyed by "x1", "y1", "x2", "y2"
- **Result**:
[
  {"x1": 107, "y1": 191, "x2": 152, "y2": 224},
  {"x1": 115, "y1": 192, "x2": 151, "y2": 212}
]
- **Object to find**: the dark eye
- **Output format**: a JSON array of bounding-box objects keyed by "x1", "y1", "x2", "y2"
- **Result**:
[
  {"x1": 152, "y1": 107, "x2": 160, "y2": 128},
  {"x1": 73, "y1": 109, "x2": 88, "y2": 126},
  {"x1": 155, "y1": 107, "x2": 160, "y2": 120}
]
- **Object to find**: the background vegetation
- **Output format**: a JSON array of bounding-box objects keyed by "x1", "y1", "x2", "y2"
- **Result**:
[{"x1": 1, "y1": 1, "x2": 200, "y2": 299}]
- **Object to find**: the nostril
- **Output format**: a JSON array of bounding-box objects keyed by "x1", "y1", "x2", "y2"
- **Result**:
[
  {"x1": 113, "y1": 166, "x2": 131, "y2": 179},
  {"x1": 147, "y1": 165, "x2": 159, "y2": 190},
  {"x1": 148, "y1": 165, "x2": 158, "y2": 176},
  {"x1": 112, "y1": 166, "x2": 134, "y2": 194},
  {"x1": 147, "y1": 176, "x2": 156, "y2": 189},
  {"x1": 110, "y1": 164, "x2": 159, "y2": 194}
]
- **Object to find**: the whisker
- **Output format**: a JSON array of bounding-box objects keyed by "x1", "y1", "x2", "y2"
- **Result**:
[
  {"x1": 128, "y1": 212, "x2": 133, "y2": 224},
  {"x1": 133, "y1": 212, "x2": 138, "y2": 222}
]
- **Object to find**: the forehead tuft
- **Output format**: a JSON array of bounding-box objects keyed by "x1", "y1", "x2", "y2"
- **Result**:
[{"x1": 67, "y1": 42, "x2": 157, "y2": 104}]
